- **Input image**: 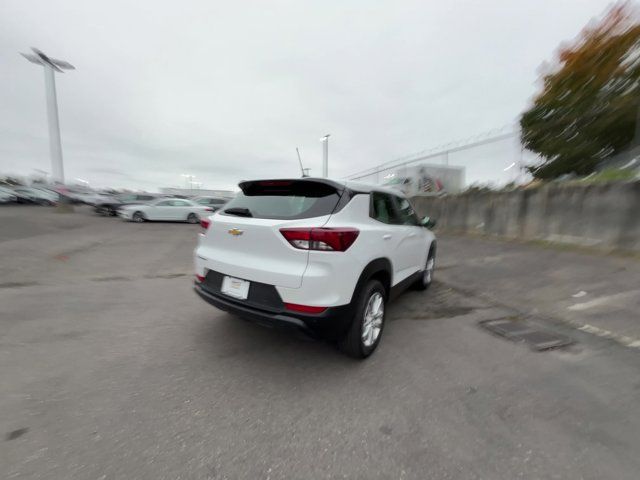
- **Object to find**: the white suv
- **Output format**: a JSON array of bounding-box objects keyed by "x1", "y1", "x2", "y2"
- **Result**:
[{"x1": 194, "y1": 178, "x2": 436, "y2": 358}]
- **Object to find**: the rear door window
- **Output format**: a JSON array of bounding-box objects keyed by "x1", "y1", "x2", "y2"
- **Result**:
[
  {"x1": 221, "y1": 180, "x2": 342, "y2": 220},
  {"x1": 370, "y1": 192, "x2": 399, "y2": 224},
  {"x1": 391, "y1": 196, "x2": 420, "y2": 226}
]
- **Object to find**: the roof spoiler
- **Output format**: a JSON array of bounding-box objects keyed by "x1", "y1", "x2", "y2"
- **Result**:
[{"x1": 238, "y1": 178, "x2": 347, "y2": 196}]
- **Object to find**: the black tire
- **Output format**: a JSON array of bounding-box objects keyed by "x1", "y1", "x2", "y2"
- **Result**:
[
  {"x1": 339, "y1": 279, "x2": 386, "y2": 359},
  {"x1": 101, "y1": 206, "x2": 115, "y2": 216},
  {"x1": 187, "y1": 213, "x2": 198, "y2": 224},
  {"x1": 132, "y1": 211, "x2": 145, "y2": 223},
  {"x1": 414, "y1": 248, "x2": 435, "y2": 291}
]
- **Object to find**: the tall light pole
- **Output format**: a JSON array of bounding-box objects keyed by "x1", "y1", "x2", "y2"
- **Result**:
[
  {"x1": 320, "y1": 134, "x2": 330, "y2": 178},
  {"x1": 21, "y1": 48, "x2": 74, "y2": 185},
  {"x1": 181, "y1": 174, "x2": 195, "y2": 192}
]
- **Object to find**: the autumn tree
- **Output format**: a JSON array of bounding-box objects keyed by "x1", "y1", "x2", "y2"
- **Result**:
[{"x1": 520, "y1": 1, "x2": 640, "y2": 179}]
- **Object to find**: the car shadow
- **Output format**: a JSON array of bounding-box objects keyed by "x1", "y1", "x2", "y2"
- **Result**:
[
  {"x1": 191, "y1": 309, "x2": 378, "y2": 384},
  {"x1": 188, "y1": 281, "x2": 472, "y2": 388}
]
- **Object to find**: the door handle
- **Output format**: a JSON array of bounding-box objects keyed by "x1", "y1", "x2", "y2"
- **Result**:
[{"x1": 383, "y1": 234, "x2": 392, "y2": 240}]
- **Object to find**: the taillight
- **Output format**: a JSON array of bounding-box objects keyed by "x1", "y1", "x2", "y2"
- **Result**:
[
  {"x1": 200, "y1": 217, "x2": 211, "y2": 229},
  {"x1": 204, "y1": 207, "x2": 214, "y2": 212},
  {"x1": 284, "y1": 303, "x2": 327, "y2": 314},
  {"x1": 279, "y1": 228, "x2": 359, "y2": 252},
  {"x1": 195, "y1": 274, "x2": 205, "y2": 283}
]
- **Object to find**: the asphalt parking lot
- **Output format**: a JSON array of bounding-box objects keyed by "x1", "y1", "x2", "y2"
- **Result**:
[{"x1": 2, "y1": 206, "x2": 640, "y2": 479}]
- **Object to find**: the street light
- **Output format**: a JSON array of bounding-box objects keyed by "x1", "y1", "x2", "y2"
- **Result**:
[
  {"x1": 320, "y1": 134, "x2": 330, "y2": 178},
  {"x1": 181, "y1": 173, "x2": 198, "y2": 192},
  {"x1": 180, "y1": 174, "x2": 194, "y2": 190},
  {"x1": 21, "y1": 47, "x2": 74, "y2": 184}
]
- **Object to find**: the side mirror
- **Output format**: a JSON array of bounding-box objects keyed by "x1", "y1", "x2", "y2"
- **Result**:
[{"x1": 421, "y1": 216, "x2": 437, "y2": 229}]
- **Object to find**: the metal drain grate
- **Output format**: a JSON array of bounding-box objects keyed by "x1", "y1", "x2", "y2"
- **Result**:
[
  {"x1": 479, "y1": 318, "x2": 574, "y2": 351},
  {"x1": 479, "y1": 318, "x2": 531, "y2": 336}
]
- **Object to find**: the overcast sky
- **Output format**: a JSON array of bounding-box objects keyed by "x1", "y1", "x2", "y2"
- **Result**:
[{"x1": 1, "y1": 0, "x2": 612, "y2": 191}]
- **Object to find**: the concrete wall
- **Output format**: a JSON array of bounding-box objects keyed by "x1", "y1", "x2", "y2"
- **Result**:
[{"x1": 411, "y1": 181, "x2": 640, "y2": 252}]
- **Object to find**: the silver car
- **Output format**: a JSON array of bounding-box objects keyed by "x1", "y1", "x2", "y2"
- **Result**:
[{"x1": 118, "y1": 198, "x2": 215, "y2": 223}]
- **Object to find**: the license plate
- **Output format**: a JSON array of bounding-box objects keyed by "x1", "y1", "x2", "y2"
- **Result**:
[{"x1": 221, "y1": 276, "x2": 250, "y2": 300}]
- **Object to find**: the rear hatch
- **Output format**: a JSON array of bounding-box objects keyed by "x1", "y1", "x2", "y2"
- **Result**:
[{"x1": 197, "y1": 179, "x2": 345, "y2": 288}]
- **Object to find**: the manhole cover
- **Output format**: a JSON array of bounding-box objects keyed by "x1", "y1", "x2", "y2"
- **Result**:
[
  {"x1": 479, "y1": 318, "x2": 574, "y2": 351},
  {"x1": 517, "y1": 331, "x2": 573, "y2": 351},
  {"x1": 480, "y1": 318, "x2": 531, "y2": 337}
]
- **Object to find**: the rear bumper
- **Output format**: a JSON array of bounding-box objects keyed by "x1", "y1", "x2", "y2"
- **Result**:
[{"x1": 194, "y1": 282, "x2": 354, "y2": 339}]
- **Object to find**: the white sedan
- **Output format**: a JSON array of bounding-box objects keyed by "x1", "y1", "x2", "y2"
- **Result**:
[{"x1": 118, "y1": 198, "x2": 214, "y2": 223}]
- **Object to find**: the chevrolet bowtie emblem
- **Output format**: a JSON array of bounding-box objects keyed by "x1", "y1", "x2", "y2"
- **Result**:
[{"x1": 228, "y1": 228, "x2": 244, "y2": 236}]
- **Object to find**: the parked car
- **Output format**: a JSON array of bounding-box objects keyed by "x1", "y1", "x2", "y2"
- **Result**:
[
  {"x1": 193, "y1": 178, "x2": 437, "y2": 358},
  {"x1": 118, "y1": 198, "x2": 215, "y2": 223},
  {"x1": 69, "y1": 191, "x2": 114, "y2": 205},
  {"x1": 0, "y1": 189, "x2": 17, "y2": 203},
  {"x1": 0, "y1": 186, "x2": 22, "y2": 203},
  {"x1": 0, "y1": 186, "x2": 30, "y2": 203},
  {"x1": 192, "y1": 196, "x2": 229, "y2": 211},
  {"x1": 94, "y1": 193, "x2": 158, "y2": 216},
  {"x1": 12, "y1": 187, "x2": 58, "y2": 205}
]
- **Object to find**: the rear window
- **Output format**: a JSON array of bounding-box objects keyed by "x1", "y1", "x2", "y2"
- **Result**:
[{"x1": 221, "y1": 180, "x2": 342, "y2": 220}]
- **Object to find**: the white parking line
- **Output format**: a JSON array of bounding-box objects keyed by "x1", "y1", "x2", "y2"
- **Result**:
[
  {"x1": 567, "y1": 290, "x2": 640, "y2": 311},
  {"x1": 576, "y1": 323, "x2": 640, "y2": 348}
]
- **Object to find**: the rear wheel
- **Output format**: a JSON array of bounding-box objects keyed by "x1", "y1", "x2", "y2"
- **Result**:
[
  {"x1": 97, "y1": 205, "x2": 113, "y2": 216},
  {"x1": 132, "y1": 211, "x2": 145, "y2": 223},
  {"x1": 187, "y1": 213, "x2": 198, "y2": 224},
  {"x1": 339, "y1": 279, "x2": 386, "y2": 359}
]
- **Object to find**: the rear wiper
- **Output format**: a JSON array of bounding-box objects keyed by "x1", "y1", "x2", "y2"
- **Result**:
[{"x1": 224, "y1": 207, "x2": 253, "y2": 217}]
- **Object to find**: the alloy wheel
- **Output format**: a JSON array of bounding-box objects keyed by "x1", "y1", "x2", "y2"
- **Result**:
[{"x1": 362, "y1": 292, "x2": 384, "y2": 347}]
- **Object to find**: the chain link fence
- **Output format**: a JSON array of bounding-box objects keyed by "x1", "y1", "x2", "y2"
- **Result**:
[{"x1": 344, "y1": 128, "x2": 539, "y2": 190}]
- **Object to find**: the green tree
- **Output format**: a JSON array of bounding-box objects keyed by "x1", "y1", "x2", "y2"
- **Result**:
[{"x1": 520, "y1": 2, "x2": 640, "y2": 179}]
